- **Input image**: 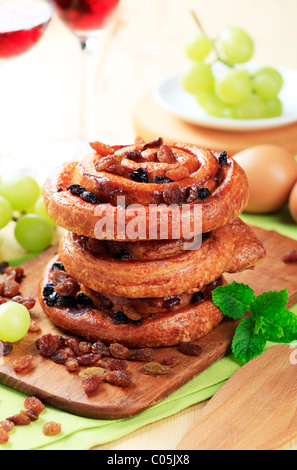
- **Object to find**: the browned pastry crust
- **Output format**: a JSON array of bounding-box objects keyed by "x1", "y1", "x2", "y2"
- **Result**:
[
  {"x1": 39, "y1": 258, "x2": 225, "y2": 348},
  {"x1": 43, "y1": 143, "x2": 249, "y2": 241},
  {"x1": 59, "y1": 218, "x2": 265, "y2": 299}
]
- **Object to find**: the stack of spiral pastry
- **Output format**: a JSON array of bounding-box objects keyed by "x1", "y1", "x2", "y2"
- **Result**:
[{"x1": 39, "y1": 138, "x2": 265, "y2": 348}]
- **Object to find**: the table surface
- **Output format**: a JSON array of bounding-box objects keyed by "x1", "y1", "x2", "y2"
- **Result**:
[{"x1": 1, "y1": 0, "x2": 297, "y2": 451}]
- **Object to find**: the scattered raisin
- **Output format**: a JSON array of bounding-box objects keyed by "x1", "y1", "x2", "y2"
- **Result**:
[
  {"x1": 79, "y1": 367, "x2": 108, "y2": 380},
  {"x1": 36, "y1": 334, "x2": 59, "y2": 357},
  {"x1": 92, "y1": 341, "x2": 110, "y2": 357},
  {"x1": 152, "y1": 176, "x2": 173, "y2": 184},
  {"x1": 45, "y1": 292, "x2": 60, "y2": 306},
  {"x1": 106, "y1": 370, "x2": 132, "y2": 387},
  {"x1": 0, "y1": 420, "x2": 14, "y2": 432},
  {"x1": 55, "y1": 277, "x2": 80, "y2": 297},
  {"x1": 79, "y1": 341, "x2": 92, "y2": 355},
  {"x1": 104, "y1": 358, "x2": 128, "y2": 372},
  {"x1": 43, "y1": 422, "x2": 61, "y2": 436},
  {"x1": 43, "y1": 283, "x2": 55, "y2": 298},
  {"x1": 24, "y1": 397, "x2": 45, "y2": 415},
  {"x1": 157, "y1": 144, "x2": 175, "y2": 163},
  {"x1": 12, "y1": 296, "x2": 36, "y2": 310},
  {"x1": 13, "y1": 355, "x2": 33, "y2": 373},
  {"x1": 161, "y1": 356, "x2": 180, "y2": 368},
  {"x1": 163, "y1": 184, "x2": 183, "y2": 205},
  {"x1": 7, "y1": 414, "x2": 31, "y2": 426},
  {"x1": 109, "y1": 343, "x2": 130, "y2": 360},
  {"x1": 66, "y1": 338, "x2": 81, "y2": 356},
  {"x1": 65, "y1": 357, "x2": 80, "y2": 372},
  {"x1": 197, "y1": 188, "x2": 211, "y2": 200},
  {"x1": 178, "y1": 342, "x2": 203, "y2": 356},
  {"x1": 80, "y1": 191, "x2": 98, "y2": 204},
  {"x1": 77, "y1": 353, "x2": 101, "y2": 366},
  {"x1": 124, "y1": 149, "x2": 142, "y2": 161},
  {"x1": 186, "y1": 186, "x2": 198, "y2": 203},
  {"x1": 29, "y1": 320, "x2": 41, "y2": 333},
  {"x1": 129, "y1": 348, "x2": 156, "y2": 362},
  {"x1": 77, "y1": 293, "x2": 93, "y2": 306},
  {"x1": 143, "y1": 362, "x2": 171, "y2": 375},
  {"x1": 52, "y1": 262, "x2": 65, "y2": 272},
  {"x1": 0, "y1": 429, "x2": 9, "y2": 443},
  {"x1": 0, "y1": 341, "x2": 13, "y2": 356},
  {"x1": 130, "y1": 168, "x2": 149, "y2": 183},
  {"x1": 283, "y1": 250, "x2": 297, "y2": 263},
  {"x1": 57, "y1": 295, "x2": 77, "y2": 309},
  {"x1": 83, "y1": 375, "x2": 102, "y2": 395},
  {"x1": 20, "y1": 409, "x2": 39, "y2": 422},
  {"x1": 51, "y1": 350, "x2": 70, "y2": 365}
]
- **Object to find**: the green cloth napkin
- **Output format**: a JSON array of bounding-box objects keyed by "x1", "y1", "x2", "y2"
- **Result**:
[{"x1": 0, "y1": 211, "x2": 296, "y2": 450}]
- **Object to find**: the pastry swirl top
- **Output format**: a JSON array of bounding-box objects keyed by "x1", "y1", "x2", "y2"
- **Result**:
[{"x1": 43, "y1": 139, "x2": 249, "y2": 240}]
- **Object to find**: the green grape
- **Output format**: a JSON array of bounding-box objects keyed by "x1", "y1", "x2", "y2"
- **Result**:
[
  {"x1": 252, "y1": 67, "x2": 284, "y2": 100},
  {"x1": 0, "y1": 301, "x2": 31, "y2": 342},
  {"x1": 215, "y1": 69, "x2": 252, "y2": 105},
  {"x1": 34, "y1": 196, "x2": 56, "y2": 226},
  {"x1": 218, "y1": 27, "x2": 254, "y2": 64},
  {"x1": 264, "y1": 97, "x2": 283, "y2": 118},
  {"x1": 181, "y1": 62, "x2": 214, "y2": 95},
  {"x1": 0, "y1": 174, "x2": 40, "y2": 211},
  {"x1": 15, "y1": 214, "x2": 53, "y2": 253},
  {"x1": 185, "y1": 34, "x2": 213, "y2": 61},
  {"x1": 196, "y1": 91, "x2": 236, "y2": 118},
  {"x1": 0, "y1": 196, "x2": 13, "y2": 230},
  {"x1": 236, "y1": 93, "x2": 266, "y2": 119}
]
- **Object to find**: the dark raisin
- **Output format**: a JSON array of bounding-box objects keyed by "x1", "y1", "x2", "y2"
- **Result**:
[
  {"x1": 51, "y1": 350, "x2": 70, "y2": 364},
  {"x1": 67, "y1": 184, "x2": 86, "y2": 197},
  {"x1": 0, "y1": 341, "x2": 13, "y2": 356},
  {"x1": 77, "y1": 353, "x2": 101, "y2": 366},
  {"x1": 152, "y1": 176, "x2": 173, "y2": 184},
  {"x1": 43, "y1": 283, "x2": 55, "y2": 298},
  {"x1": 103, "y1": 358, "x2": 128, "y2": 371},
  {"x1": 106, "y1": 370, "x2": 132, "y2": 387},
  {"x1": 57, "y1": 187, "x2": 63, "y2": 192},
  {"x1": 132, "y1": 319, "x2": 143, "y2": 326},
  {"x1": 130, "y1": 168, "x2": 149, "y2": 183},
  {"x1": 57, "y1": 295, "x2": 77, "y2": 308},
  {"x1": 219, "y1": 151, "x2": 228, "y2": 167},
  {"x1": 0, "y1": 261, "x2": 8, "y2": 275},
  {"x1": 192, "y1": 291, "x2": 205, "y2": 304},
  {"x1": 109, "y1": 343, "x2": 130, "y2": 360},
  {"x1": 52, "y1": 262, "x2": 65, "y2": 272},
  {"x1": 36, "y1": 334, "x2": 59, "y2": 358},
  {"x1": 143, "y1": 137, "x2": 163, "y2": 150},
  {"x1": 83, "y1": 375, "x2": 102, "y2": 395},
  {"x1": 45, "y1": 292, "x2": 60, "y2": 306},
  {"x1": 112, "y1": 311, "x2": 131, "y2": 325},
  {"x1": 112, "y1": 249, "x2": 131, "y2": 261},
  {"x1": 283, "y1": 250, "x2": 297, "y2": 263},
  {"x1": 163, "y1": 296, "x2": 181, "y2": 310},
  {"x1": 80, "y1": 191, "x2": 98, "y2": 204},
  {"x1": 92, "y1": 341, "x2": 110, "y2": 357},
  {"x1": 129, "y1": 348, "x2": 156, "y2": 362},
  {"x1": 178, "y1": 342, "x2": 203, "y2": 356},
  {"x1": 124, "y1": 149, "x2": 142, "y2": 160},
  {"x1": 197, "y1": 188, "x2": 211, "y2": 200},
  {"x1": 161, "y1": 356, "x2": 180, "y2": 368},
  {"x1": 79, "y1": 342, "x2": 92, "y2": 355},
  {"x1": 77, "y1": 293, "x2": 93, "y2": 306},
  {"x1": 66, "y1": 338, "x2": 81, "y2": 356}
]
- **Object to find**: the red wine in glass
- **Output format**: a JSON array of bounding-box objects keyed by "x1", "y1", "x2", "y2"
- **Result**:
[
  {"x1": 0, "y1": 0, "x2": 53, "y2": 59},
  {"x1": 55, "y1": 0, "x2": 119, "y2": 37}
]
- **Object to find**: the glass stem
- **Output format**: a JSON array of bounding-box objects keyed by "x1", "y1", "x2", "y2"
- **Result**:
[{"x1": 79, "y1": 37, "x2": 97, "y2": 142}]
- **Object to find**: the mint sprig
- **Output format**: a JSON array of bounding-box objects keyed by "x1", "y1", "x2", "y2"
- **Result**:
[{"x1": 212, "y1": 281, "x2": 297, "y2": 364}]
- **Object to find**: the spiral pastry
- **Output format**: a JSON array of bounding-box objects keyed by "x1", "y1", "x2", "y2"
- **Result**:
[
  {"x1": 40, "y1": 138, "x2": 265, "y2": 348},
  {"x1": 43, "y1": 138, "x2": 249, "y2": 241}
]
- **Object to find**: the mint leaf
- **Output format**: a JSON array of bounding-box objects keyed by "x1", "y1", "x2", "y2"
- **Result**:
[
  {"x1": 212, "y1": 281, "x2": 255, "y2": 320},
  {"x1": 231, "y1": 317, "x2": 266, "y2": 364},
  {"x1": 250, "y1": 289, "x2": 289, "y2": 318},
  {"x1": 264, "y1": 309, "x2": 297, "y2": 343}
]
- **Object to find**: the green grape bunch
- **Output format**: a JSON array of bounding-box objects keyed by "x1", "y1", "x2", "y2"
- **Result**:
[
  {"x1": 0, "y1": 173, "x2": 56, "y2": 257},
  {"x1": 181, "y1": 12, "x2": 284, "y2": 120}
]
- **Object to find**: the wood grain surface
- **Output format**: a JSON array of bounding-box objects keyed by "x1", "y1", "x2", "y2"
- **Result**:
[
  {"x1": 0, "y1": 227, "x2": 297, "y2": 420},
  {"x1": 177, "y1": 344, "x2": 297, "y2": 450}
]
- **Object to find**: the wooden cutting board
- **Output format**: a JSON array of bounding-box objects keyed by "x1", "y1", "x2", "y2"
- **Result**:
[
  {"x1": 0, "y1": 227, "x2": 296, "y2": 420},
  {"x1": 133, "y1": 92, "x2": 297, "y2": 156},
  {"x1": 176, "y1": 344, "x2": 297, "y2": 450}
]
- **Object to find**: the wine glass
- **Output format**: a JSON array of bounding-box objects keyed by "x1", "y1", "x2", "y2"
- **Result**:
[
  {"x1": 54, "y1": 0, "x2": 120, "y2": 141},
  {"x1": 0, "y1": 0, "x2": 53, "y2": 162}
]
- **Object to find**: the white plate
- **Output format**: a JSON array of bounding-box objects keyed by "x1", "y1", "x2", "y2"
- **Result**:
[{"x1": 154, "y1": 63, "x2": 297, "y2": 132}]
